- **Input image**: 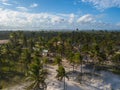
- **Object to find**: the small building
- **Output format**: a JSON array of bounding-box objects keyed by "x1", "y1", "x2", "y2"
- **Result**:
[
  {"x1": 57, "y1": 41, "x2": 61, "y2": 45},
  {"x1": 42, "y1": 49, "x2": 48, "y2": 56}
]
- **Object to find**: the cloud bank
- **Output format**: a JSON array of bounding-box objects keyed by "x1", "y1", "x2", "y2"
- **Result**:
[
  {"x1": 0, "y1": 8, "x2": 119, "y2": 30},
  {"x1": 82, "y1": 0, "x2": 120, "y2": 10}
]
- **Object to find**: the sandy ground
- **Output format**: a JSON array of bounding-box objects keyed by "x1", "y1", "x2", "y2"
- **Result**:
[
  {"x1": 4, "y1": 59, "x2": 120, "y2": 90},
  {"x1": 0, "y1": 40, "x2": 9, "y2": 44}
]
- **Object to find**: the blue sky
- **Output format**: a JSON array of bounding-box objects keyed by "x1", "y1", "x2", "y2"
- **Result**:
[{"x1": 0, "y1": 0, "x2": 120, "y2": 30}]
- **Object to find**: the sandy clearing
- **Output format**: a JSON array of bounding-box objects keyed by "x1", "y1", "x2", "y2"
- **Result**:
[{"x1": 4, "y1": 62, "x2": 120, "y2": 90}]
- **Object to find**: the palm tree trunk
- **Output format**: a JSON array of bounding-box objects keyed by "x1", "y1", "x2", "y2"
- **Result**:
[
  {"x1": 80, "y1": 60, "x2": 82, "y2": 84},
  {"x1": 92, "y1": 61, "x2": 96, "y2": 78},
  {"x1": 73, "y1": 64, "x2": 74, "y2": 72},
  {"x1": 92, "y1": 57, "x2": 95, "y2": 78},
  {"x1": 64, "y1": 77, "x2": 65, "y2": 90}
]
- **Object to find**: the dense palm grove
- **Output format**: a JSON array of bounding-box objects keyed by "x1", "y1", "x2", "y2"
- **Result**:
[{"x1": 0, "y1": 30, "x2": 120, "y2": 90}]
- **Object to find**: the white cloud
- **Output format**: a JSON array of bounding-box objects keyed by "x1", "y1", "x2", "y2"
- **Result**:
[
  {"x1": 77, "y1": 14, "x2": 96, "y2": 24},
  {"x1": 16, "y1": 7, "x2": 28, "y2": 11},
  {"x1": 30, "y1": 3, "x2": 38, "y2": 8},
  {"x1": 0, "y1": 0, "x2": 12, "y2": 5},
  {"x1": 51, "y1": 17, "x2": 64, "y2": 24},
  {"x1": 68, "y1": 13, "x2": 75, "y2": 24},
  {"x1": 2, "y1": 2, "x2": 11, "y2": 5},
  {"x1": 81, "y1": 0, "x2": 120, "y2": 10},
  {"x1": 0, "y1": 8, "x2": 66, "y2": 29},
  {"x1": 0, "y1": 8, "x2": 119, "y2": 30}
]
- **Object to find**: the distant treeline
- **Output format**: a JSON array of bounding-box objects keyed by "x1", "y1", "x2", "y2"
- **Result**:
[{"x1": 0, "y1": 30, "x2": 120, "y2": 40}]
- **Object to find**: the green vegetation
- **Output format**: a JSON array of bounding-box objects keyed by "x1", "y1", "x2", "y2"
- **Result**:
[
  {"x1": 56, "y1": 65, "x2": 69, "y2": 90},
  {"x1": 0, "y1": 30, "x2": 120, "y2": 89},
  {"x1": 26, "y1": 56, "x2": 47, "y2": 90}
]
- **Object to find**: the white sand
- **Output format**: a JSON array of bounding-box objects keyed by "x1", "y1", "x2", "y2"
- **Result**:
[{"x1": 4, "y1": 64, "x2": 120, "y2": 90}]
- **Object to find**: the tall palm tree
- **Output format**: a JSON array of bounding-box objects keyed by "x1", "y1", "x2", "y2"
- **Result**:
[
  {"x1": 9, "y1": 32, "x2": 18, "y2": 47},
  {"x1": 67, "y1": 52, "x2": 75, "y2": 72},
  {"x1": 56, "y1": 65, "x2": 69, "y2": 90},
  {"x1": 73, "y1": 53, "x2": 83, "y2": 83},
  {"x1": 89, "y1": 43, "x2": 100, "y2": 77},
  {"x1": 26, "y1": 57, "x2": 47, "y2": 90},
  {"x1": 21, "y1": 48, "x2": 31, "y2": 74}
]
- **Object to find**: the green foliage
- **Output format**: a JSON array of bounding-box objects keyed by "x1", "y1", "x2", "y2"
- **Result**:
[
  {"x1": 97, "y1": 52, "x2": 106, "y2": 64},
  {"x1": 43, "y1": 57, "x2": 49, "y2": 64},
  {"x1": 26, "y1": 57, "x2": 47, "y2": 90},
  {"x1": 68, "y1": 53, "x2": 82, "y2": 66},
  {"x1": 56, "y1": 65, "x2": 68, "y2": 81},
  {"x1": 112, "y1": 53, "x2": 120, "y2": 64},
  {"x1": 73, "y1": 53, "x2": 82, "y2": 64},
  {"x1": 0, "y1": 30, "x2": 120, "y2": 88},
  {"x1": 54, "y1": 56, "x2": 62, "y2": 65}
]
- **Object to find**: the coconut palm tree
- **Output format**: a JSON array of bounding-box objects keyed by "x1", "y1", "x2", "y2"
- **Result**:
[
  {"x1": 21, "y1": 48, "x2": 31, "y2": 74},
  {"x1": 89, "y1": 43, "x2": 101, "y2": 77},
  {"x1": 26, "y1": 57, "x2": 47, "y2": 90},
  {"x1": 56, "y1": 65, "x2": 69, "y2": 90},
  {"x1": 67, "y1": 52, "x2": 75, "y2": 72},
  {"x1": 73, "y1": 53, "x2": 83, "y2": 83}
]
